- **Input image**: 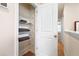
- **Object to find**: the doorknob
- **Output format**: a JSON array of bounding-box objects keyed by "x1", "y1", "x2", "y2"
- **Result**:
[{"x1": 54, "y1": 35, "x2": 57, "y2": 38}]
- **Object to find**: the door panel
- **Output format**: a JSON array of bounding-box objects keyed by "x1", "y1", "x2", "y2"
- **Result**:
[{"x1": 35, "y1": 4, "x2": 58, "y2": 56}]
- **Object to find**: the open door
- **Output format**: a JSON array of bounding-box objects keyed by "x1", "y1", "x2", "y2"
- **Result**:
[{"x1": 35, "y1": 4, "x2": 58, "y2": 56}]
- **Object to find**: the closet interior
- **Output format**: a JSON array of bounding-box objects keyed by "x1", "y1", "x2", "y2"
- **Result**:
[{"x1": 19, "y1": 3, "x2": 35, "y2": 56}]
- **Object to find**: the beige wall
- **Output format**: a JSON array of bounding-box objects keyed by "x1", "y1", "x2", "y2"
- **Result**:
[
  {"x1": 64, "y1": 4, "x2": 79, "y2": 31},
  {"x1": 64, "y1": 4, "x2": 79, "y2": 56},
  {"x1": 0, "y1": 3, "x2": 17, "y2": 56}
]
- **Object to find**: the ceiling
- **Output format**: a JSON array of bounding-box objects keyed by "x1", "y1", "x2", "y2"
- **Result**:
[{"x1": 58, "y1": 3, "x2": 64, "y2": 19}]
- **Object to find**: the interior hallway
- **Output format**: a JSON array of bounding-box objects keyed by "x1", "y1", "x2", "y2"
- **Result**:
[{"x1": 58, "y1": 33, "x2": 64, "y2": 56}]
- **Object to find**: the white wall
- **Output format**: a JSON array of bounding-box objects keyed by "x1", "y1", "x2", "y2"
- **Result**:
[
  {"x1": 0, "y1": 3, "x2": 18, "y2": 56},
  {"x1": 64, "y1": 4, "x2": 79, "y2": 31}
]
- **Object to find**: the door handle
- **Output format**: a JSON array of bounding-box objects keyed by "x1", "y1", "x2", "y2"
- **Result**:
[
  {"x1": 48, "y1": 35, "x2": 57, "y2": 40},
  {"x1": 54, "y1": 35, "x2": 57, "y2": 38}
]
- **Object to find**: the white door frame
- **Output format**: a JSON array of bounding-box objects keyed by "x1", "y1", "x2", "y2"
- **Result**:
[{"x1": 15, "y1": 3, "x2": 19, "y2": 56}]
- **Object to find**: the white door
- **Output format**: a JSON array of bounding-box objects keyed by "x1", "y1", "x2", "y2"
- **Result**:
[{"x1": 35, "y1": 4, "x2": 58, "y2": 56}]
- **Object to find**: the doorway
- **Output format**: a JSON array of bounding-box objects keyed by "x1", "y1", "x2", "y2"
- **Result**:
[
  {"x1": 18, "y1": 3, "x2": 35, "y2": 56},
  {"x1": 58, "y1": 3, "x2": 64, "y2": 56}
]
